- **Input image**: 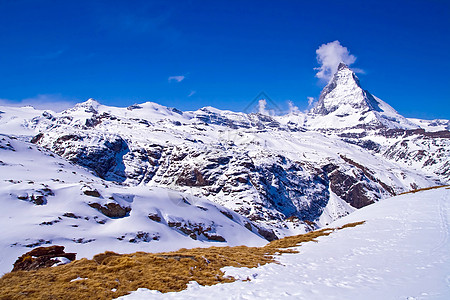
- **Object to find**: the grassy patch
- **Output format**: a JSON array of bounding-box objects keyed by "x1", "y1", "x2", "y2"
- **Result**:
[
  {"x1": 399, "y1": 185, "x2": 449, "y2": 195},
  {"x1": 0, "y1": 221, "x2": 365, "y2": 300}
]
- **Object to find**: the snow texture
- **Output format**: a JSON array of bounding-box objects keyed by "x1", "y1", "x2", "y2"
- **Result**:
[{"x1": 117, "y1": 187, "x2": 450, "y2": 300}]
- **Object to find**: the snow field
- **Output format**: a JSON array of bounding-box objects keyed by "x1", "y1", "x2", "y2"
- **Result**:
[{"x1": 118, "y1": 187, "x2": 450, "y2": 300}]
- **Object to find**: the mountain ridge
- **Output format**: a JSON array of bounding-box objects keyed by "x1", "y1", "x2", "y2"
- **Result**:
[{"x1": 0, "y1": 65, "x2": 448, "y2": 274}]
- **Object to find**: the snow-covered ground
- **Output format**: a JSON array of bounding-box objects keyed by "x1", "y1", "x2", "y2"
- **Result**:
[{"x1": 118, "y1": 186, "x2": 450, "y2": 300}]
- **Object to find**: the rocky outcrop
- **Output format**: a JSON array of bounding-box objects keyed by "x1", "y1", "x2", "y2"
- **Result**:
[
  {"x1": 167, "y1": 220, "x2": 226, "y2": 242},
  {"x1": 12, "y1": 246, "x2": 76, "y2": 272},
  {"x1": 322, "y1": 157, "x2": 396, "y2": 209},
  {"x1": 16, "y1": 187, "x2": 54, "y2": 205},
  {"x1": 35, "y1": 133, "x2": 129, "y2": 181},
  {"x1": 89, "y1": 202, "x2": 131, "y2": 218}
]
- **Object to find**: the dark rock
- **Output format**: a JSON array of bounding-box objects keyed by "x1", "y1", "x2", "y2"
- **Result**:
[
  {"x1": 167, "y1": 220, "x2": 225, "y2": 241},
  {"x1": 24, "y1": 239, "x2": 51, "y2": 248},
  {"x1": 12, "y1": 245, "x2": 76, "y2": 272},
  {"x1": 56, "y1": 134, "x2": 83, "y2": 144},
  {"x1": 39, "y1": 219, "x2": 61, "y2": 225},
  {"x1": 244, "y1": 222, "x2": 253, "y2": 231},
  {"x1": 43, "y1": 134, "x2": 129, "y2": 182},
  {"x1": 63, "y1": 212, "x2": 82, "y2": 219},
  {"x1": 85, "y1": 115, "x2": 102, "y2": 128},
  {"x1": 340, "y1": 155, "x2": 395, "y2": 196},
  {"x1": 257, "y1": 227, "x2": 278, "y2": 241},
  {"x1": 74, "y1": 238, "x2": 95, "y2": 244},
  {"x1": 203, "y1": 233, "x2": 226, "y2": 242},
  {"x1": 30, "y1": 133, "x2": 44, "y2": 144},
  {"x1": 176, "y1": 168, "x2": 210, "y2": 186},
  {"x1": 89, "y1": 202, "x2": 131, "y2": 218},
  {"x1": 148, "y1": 213, "x2": 161, "y2": 222},
  {"x1": 18, "y1": 193, "x2": 47, "y2": 205},
  {"x1": 127, "y1": 104, "x2": 143, "y2": 110},
  {"x1": 17, "y1": 194, "x2": 28, "y2": 200},
  {"x1": 83, "y1": 189, "x2": 101, "y2": 197},
  {"x1": 220, "y1": 210, "x2": 234, "y2": 220},
  {"x1": 128, "y1": 231, "x2": 160, "y2": 243}
]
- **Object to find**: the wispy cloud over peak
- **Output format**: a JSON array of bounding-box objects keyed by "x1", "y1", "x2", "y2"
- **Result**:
[{"x1": 315, "y1": 40, "x2": 361, "y2": 81}]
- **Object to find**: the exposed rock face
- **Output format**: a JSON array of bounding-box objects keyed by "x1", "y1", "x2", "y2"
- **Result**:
[
  {"x1": 167, "y1": 220, "x2": 226, "y2": 242},
  {"x1": 83, "y1": 189, "x2": 101, "y2": 197},
  {"x1": 176, "y1": 168, "x2": 210, "y2": 186},
  {"x1": 322, "y1": 157, "x2": 395, "y2": 209},
  {"x1": 34, "y1": 133, "x2": 129, "y2": 181},
  {"x1": 89, "y1": 202, "x2": 131, "y2": 218},
  {"x1": 12, "y1": 246, "x2": 76, "y2": 272},
  {"x1": 257, "y1": 227, "x2": 278, "y2": 241}
]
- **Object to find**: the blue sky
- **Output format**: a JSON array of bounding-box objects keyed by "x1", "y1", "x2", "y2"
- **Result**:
[{"x1": 0, "y1": 0, "x2": 449, "y2": 119}]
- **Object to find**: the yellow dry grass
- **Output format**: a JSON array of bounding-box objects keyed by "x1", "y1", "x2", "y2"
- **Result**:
[
  {"x1": 399, "y1": 185, "x2": 450, "y2": 195},
  {"x1": 0, "y1": 221, "x2": 365, "y2": 300}
]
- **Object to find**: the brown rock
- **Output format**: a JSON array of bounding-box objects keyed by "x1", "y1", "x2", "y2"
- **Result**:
[
  {"x1": 83, "y1": 189, "x2": 101, "y2": 197},
  {"x1": 148, "y1": 213, "x2": 161, "y2": 222},
  {"x1": 257, "y1": 227, "x2": 278, "y2": 241},
  {"x1": 89, "y1": 202, "x2": 131, "y2": 218},
  {"x1": 12, "y1": 245, "x2": 76, "y2": 272}
]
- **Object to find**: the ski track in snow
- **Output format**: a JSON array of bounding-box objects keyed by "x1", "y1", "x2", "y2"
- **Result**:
[
  {"x1": 117, "y1": 188, "x2": 450, "y2": 300},
  {"x1": 432, "y1": 190, "x2": 449, "y2": 254}
]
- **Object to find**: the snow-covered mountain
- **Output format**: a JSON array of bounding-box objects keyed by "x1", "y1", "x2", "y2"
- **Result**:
[
  {"x1": 0, "y1": 63, "x2": 448, "y2": 274},
  {"x1": 0, "y1": 135, "x2": 266, "y2": 275},
  {"x1": 308, "y1": 62, "x2": 418, "y2": 130}
]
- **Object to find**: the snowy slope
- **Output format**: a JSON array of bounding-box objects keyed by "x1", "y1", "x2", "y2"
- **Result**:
[
  {"x1": 118, "y1": 186, "x2": 450, "y2": 300},
  {"x1": 0, "y1": 135, "x2": 266, "y2": 275}
]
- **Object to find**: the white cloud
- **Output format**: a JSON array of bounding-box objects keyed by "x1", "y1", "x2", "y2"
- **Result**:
[
  {"x1": 287, "y1": 100, "x2": 300, "y2": 114},
  {"x1": 307, "y1": 97, "x2": 315, "y2": 107},
  {"x1": 188, "y1": 90, "x2": 196, "y2": 97},
  {"x1": 168, "y1": 75, "x2": 185, "y2": 83},
  {"x1": 350, "y1": 67, "x2": 365, "y2": 74},
  {"x1": 0, "y1": 94, "x2": 75, "y2": 112},
  {"x1": 315, "y1": 40, "x2": 357, "y2": 81},
  {"x1": 258, "y1": 99, "x2": 268, "y2": 115}
]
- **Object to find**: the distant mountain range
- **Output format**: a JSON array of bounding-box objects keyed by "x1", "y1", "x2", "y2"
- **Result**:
[{"x1": 0, "y1": 63, "x2": 448, "y2": 274}]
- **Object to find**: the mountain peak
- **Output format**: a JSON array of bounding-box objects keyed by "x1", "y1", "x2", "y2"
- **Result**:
[
  {"x1": 72, "y1": 98, "x2": 100, "y2": 114},
  {"x1": 312, "y1": 64, "x2": 362, "y2": 116},
  {"x1": 309, "y1": 63, "x2": 419, "y2": 130},
  {"x1": 337, "y1": 62, "x2": 349, "y2": 71},
  {"x1": 83, "y1": 98, "x2": 100, "y2": 106}
]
